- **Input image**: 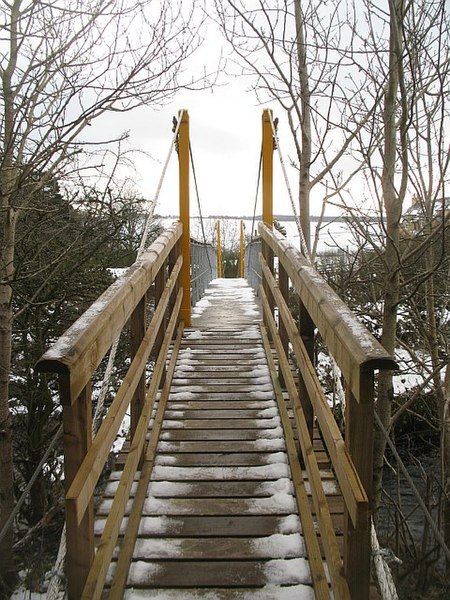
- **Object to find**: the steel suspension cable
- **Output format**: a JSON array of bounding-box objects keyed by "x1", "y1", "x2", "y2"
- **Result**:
[
  {"x1": 189, "y1": 141, "x2": 213, "y2": 275},
  {"x1": 93, "y1": 111, "x2": 182, "y2": 430},
  {"x1": 246, "y1": 149, "x2": 262, "y2": 275},
  {"x1": 138, "y1": 113, "x2": 182, "y2": 255},
  {"x1": 267, "y1": 111, "x2": 311, "y2": 262}
]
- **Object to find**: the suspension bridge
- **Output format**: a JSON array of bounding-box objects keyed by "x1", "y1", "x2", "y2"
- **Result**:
[{"x1": 36, "y1": 110, "x2": 397, "y2": 599}]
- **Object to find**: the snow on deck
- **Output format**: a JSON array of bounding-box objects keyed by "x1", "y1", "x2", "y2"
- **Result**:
[
  {"x1": 94, "y1": 278, "x2": 338, "y2": 598},
  {"x1": 192, "y1": 278, "x2": 262, "y2": 327}
]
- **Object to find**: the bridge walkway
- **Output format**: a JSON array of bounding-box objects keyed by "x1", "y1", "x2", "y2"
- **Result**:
[{"x1": 95, "y1": 279, "x2": 342, "y2": 598}]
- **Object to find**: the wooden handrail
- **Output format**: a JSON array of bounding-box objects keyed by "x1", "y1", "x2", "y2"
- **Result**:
[
  {"x1": 259, "y1": 256, "x2": 368, "y2": 529},
  {"x1": 260, "y1": 298, "x2": 350, "y2": 599},
  {"x1": 259, "y1": 223, "x2": 397, "y2": 402},
  {"x1": 36, "y1": 222, "x2": 184, "y2": 600},
  {"x1": 257, "y1": 223, "x2": 398, "y2": 600},
  {"x1": 81, "y1": 291, "x2": 184, "y2": 599},
  {"x1": 66, "y1": 257, "x2": 183, "y2": 527},
  {"x1": 36, "y1": 222, "x2": 182, "y2": 401}
]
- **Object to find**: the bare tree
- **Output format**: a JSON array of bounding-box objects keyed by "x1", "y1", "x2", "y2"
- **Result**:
[
  {"x1": 216, "y1": 0, "x2": 450, "y2": 584},
  {"x1": 0, "y1": 0, "x2": 205, "y2": 586},
  {"x1": 214, "y1": 0, "x2": 377, "y2": 253},
  {"x1": 347, "y1": 0, "x2": 450, "y2": 519}
]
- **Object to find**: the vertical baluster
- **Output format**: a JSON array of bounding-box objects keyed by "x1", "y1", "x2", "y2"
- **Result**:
[
  {"x1": 130, "y1": 296, "x2": 146, "y2": 439},
  {"x1": 154, "y1": 261, "x2": 167, "y2": 387},
  {"x1": 298, "y1": 302, "x2": 314, "y2": 440},
  {"x1": 178, "y1": 109, "x2": 191, "y2": 326},
  {"x1": 278, "y1": 263, "x2": 289, "y2": 387}
]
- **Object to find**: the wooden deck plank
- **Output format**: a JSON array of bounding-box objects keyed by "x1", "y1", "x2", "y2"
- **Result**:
[
  {"x1": 121, "y1": 558, "x2": 311, "y2": 587},
  {"x1": 94, "y1": 279, "x2": 345, "y2": 598}
]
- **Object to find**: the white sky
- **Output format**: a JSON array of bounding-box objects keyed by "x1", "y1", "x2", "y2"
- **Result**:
[
  {"x1": 100, "y1": 83, "x2": 298, "y2": 219},
  {"x1": 87, "y1": 3, "x2": 385, "y2": 221},
  {"x1": 89, "y1": 15, "x2": 305, "y2": 219}
]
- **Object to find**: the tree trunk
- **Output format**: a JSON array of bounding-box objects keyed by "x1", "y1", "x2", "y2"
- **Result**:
[
  {"x1": 0, "y1": 213, "x2": 16, "y2": 587},
  {"x1": 0, "y1": 2, "x2": 20, "y2": 584},
  {"x1": 294, "y1": 0, "x2": 311, "y2": 253},
  {"x1": 373, "y1": 0, "x2": 404, "y2": 518},
  {"x1": 443, "y1": 363, "x2": 450, "y2": 574}
]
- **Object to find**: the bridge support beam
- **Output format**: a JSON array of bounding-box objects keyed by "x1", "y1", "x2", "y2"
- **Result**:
[
  {"x1": 262, "y1": 109, "x2": 273, "y2": 229},
  {"x1": 239, "y1": 220, "x2": 244, "y2": 278},
  {"x1": 178, "y1": 109, "x2": 191, "y2": 326},
  {"x1": 262, "y1": 109, "x2": 275, "y2": 328}
]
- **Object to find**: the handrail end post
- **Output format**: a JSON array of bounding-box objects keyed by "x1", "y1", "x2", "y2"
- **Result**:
[
  {"x1": 344, "y1": 372, "x2": 374, "y2": 599},
  {"x1": 62, "y1": 380, "x2": 94, "y2": 599}
]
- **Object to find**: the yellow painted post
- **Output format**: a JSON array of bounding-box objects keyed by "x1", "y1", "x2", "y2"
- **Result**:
[
  {"x1": 216, "y1": 221, "x2": 223, "y2": 278},
  {"x1": 262, "y1": 109, "x2": 275, "y2": 323},
  {"x1": 178, "y1": 109, "x2": 191, "y2": 326},
  {"x1": 239, "y1": 220, "x2": 244, "y2": 278},
  {"x1": 262, "y1": 109, "x2": 274, "y2": 228}
]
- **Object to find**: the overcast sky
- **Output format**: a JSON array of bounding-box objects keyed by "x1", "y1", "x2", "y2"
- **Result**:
[
  {"x1": 87, "y1": 3, "x2": 375, "y2": 222},
  {"x1": 102, "y1": 82, "x2": 299, "y2": 219},
  {"x1": 88, "y1": 11, "x2": 308, "y2": 220}
]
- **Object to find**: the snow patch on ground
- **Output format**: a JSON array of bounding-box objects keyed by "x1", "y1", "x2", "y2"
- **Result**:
[
  {"x1": 258, "y1": 477, "x2": 294, "y2": 496},
  {"x1": 280, "y1": 514, "x2": 302, "y2": 534},
  {"x1": 128, "y1": 561, "x2": 162, "y2": 584},
  {"x1": 259, "y1": 426, "x2": 284, "y2": 439},
  {"x1": 148, "y1": 481, "x2": 193, "y2": 495},
  {"x1": 143, "y1": 493, "x2": 296, "y2": 515},
  {"x1": 185, "y1": 330, "x2": 205, "y2": 340},
  {"x1": 251, "y1": 533, "x2": 305, "y2": 558},
  {"x1": 258, "y1": 407, "x2": 278, "y2": 418},
  {"x1": 162, "y1": 420, "x2": 184, "y2": 428},
  {"x1": 168, "y1": 391, "x2": 198, "y2": 400},
  {"x1": 154, "y1": 454, "x2": 178, "y2": 465},
  {"x1": 263, "y1": 558, "x2": 311, "y2": 585},
  {"x1": 254, "y1": 438, "x2": 285, "y2": 451},
  {"x1": 265, "y1": 452, "x2": 288, "y2": 465}
]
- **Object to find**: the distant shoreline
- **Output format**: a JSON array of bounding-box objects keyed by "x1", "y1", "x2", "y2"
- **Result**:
[{"x1": 155, "y1": 214, "x2": 383, "y2": 223}]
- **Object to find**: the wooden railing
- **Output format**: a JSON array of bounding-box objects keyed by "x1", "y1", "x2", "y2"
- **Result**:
[
  {"x1": 256, "y1": 223, "x2": 397, "y2": 600},
  {"x1": 36, "y1": 223, "x2": 184, "y2": 599}
]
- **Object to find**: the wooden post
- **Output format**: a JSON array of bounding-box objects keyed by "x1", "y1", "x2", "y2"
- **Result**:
[
  {"x1": 62, "y1": 380, "x2": 94, "y2": 600},
  {"x1": 344, "y1": 372, "x2": 374, "y2": 600},
  {"x1": 298, "y1": 302, "x2": 315, "y2": 440},
  {"x1": 262, "y1": 109, "x2": 274, "y2": 325},
  {"x1": 130, "y1": 296, "x2": 146, "y2": 439},
  {"x1": 168, "y1": 241, "x2": 179, "y2": 323},
  {"x1": 216, "y1": 221, "x2": 223, "y2": 278},
  {"x1": 239, "y1": 220, "x2": 244, "y2": 278},
  {"x1": 178, "y1": 109, "x2": 191, "y2": 326},
  {"x1": 278, "y1": 263, "x2": 289, "y2": 387},
  {"x1": 262, "y1": 109, "x2": 273, "y2": 229},
  {"x1": 154, "y1": 263, "x2": 167, "y2": 388}
]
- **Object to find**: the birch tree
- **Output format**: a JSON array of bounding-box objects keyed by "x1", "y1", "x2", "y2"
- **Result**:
[{"x1": 0, "y1": 0, "x2": 204, "y2": 587}]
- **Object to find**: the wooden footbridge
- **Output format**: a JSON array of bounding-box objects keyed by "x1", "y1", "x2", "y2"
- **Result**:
[{"x1": 37, "y1": 111, "x2": 396, "y2": 599}]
